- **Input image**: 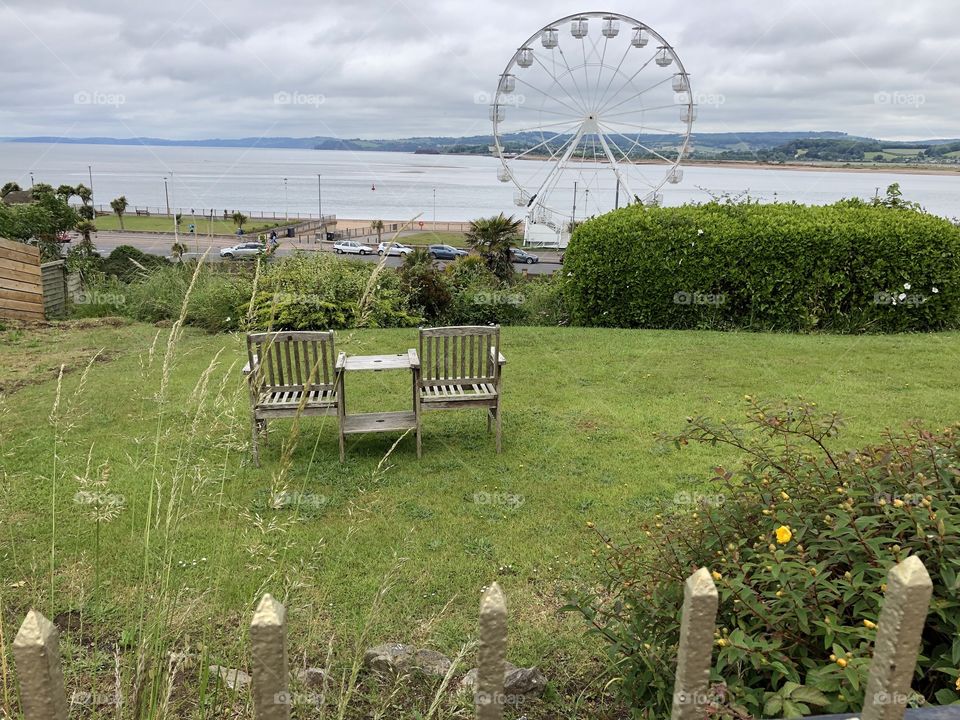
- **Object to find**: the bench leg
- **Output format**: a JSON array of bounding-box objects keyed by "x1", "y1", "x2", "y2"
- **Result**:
[
  {"x1": 487, "y1": 409, "x2": 492, "y2": 433},
  {"x1": 251, "y1": 417, "x2": 261, "y2": 467},
  {"x1": 494, "y1": 403, "x2": 502, "y2": 454}
]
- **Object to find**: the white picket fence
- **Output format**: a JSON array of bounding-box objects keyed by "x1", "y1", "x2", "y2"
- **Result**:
[{"x1": 11, "y1": 556, "x2": 933, "y2": 719}]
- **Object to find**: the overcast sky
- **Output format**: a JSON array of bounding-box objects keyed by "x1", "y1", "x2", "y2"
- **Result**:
[{"x1": 0, "y1": 0, "x2": 956, "y2": 141}]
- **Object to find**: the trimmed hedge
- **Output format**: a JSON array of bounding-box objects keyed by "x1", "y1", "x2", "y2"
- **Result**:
[{"x1": 563, "y1": 202, "x2": 960, "y2": 332}]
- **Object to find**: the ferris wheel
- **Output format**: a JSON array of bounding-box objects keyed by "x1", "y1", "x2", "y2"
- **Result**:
[{"x1": 490, "y1": 12, "x2": 695, "y2": 247}]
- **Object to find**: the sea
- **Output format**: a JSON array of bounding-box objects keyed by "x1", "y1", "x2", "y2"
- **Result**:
[{"x1": 1, "y1": 142, "x2": 958, "y2": 222}]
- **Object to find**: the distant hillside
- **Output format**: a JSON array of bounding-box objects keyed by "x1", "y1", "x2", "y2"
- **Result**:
[{"x1": 3, "y1": 132, "x2": 959, "y2": 166}]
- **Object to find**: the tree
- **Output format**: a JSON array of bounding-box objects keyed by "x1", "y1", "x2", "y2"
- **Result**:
[
  {"x1": 1, "y1": 181, "x2": 21, "y2": 198},
  {"x1": 0, "y1": 186, "x2": 79, "y2": 262},
  {"x1": 110, "y1": 196, "x2": 128, "y2": 230},
  {"x1": 399, "y1": 249, "x2": 452, "y2": 321},
  {"x1": 171, "y1": 241, "x2": 189, "y2": 262},
  {"x1": 56, "y1": 184, "x2": 76, "y2": 202},
  {"x1": 372, "y1": 219, "x2": 384, "y2": 243},
  {"x1": 232, "y1": 211, "x2": 248, "y2": 231},
  {"x1": 466, "y1": 213, "x2": 522, "y2": 282},
  {"x1": 872, "y1": 182, "x2": 921, "y2": 211}
]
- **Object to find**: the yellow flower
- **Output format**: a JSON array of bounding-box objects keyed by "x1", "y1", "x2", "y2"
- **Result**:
[
  {"x1": 863, "y1": 619, "x2": 877, "y2": 630},
  {"x1": 586, "y1": 521, "x2": 595, "y2": 529},
  {"x1": 711, "y1": 571, "x2": 722, "y2": 581},
  {"x1": 775, "y1": 526, "x2": 793, "y2": 544},
  {"x1": 836, "y1": 658, "x2": 848, "y2": 668},
  {"x1": 780, "y1": 491, "x2": 790, "y2": 501},
  {"x1": 955, "y1": 677, "x2": 960, "y2": 692}
]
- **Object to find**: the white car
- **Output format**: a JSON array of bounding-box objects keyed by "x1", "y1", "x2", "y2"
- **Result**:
[
  {"x1": 220, "y1": 242, "x2": 265, "y2": 259},
  {"x1": 333, "y1": 240, "x2": 374, "y2": 255},
  {"x1": 378, "y1": 241, "x2": 413, "y2": 256}
]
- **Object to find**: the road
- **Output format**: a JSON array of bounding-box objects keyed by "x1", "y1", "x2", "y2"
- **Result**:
[{"x1": 91, "y1": 231, "x2": 560, "y2": 275}]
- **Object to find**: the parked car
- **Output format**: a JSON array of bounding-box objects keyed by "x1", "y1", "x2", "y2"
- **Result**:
[
  {"x1": 220, "y1": 242, "x2": 265, "y2": 259},
  {"x1": 428, "y1": 244, "x2": 469, "y2": 260},
  {"x1": 333, "y1": 240, "x2": 374, "y2": 255},
  {"x1": 378, "y1": 241, "x2": 413, "y2": 256},
  {"x1": 510, "y1": 248, "x2": 540, "y2": 264}
]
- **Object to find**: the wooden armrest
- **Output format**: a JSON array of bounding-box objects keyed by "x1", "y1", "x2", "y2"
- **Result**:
[
  {"x1": 335, "y1": 352, "x2": 346, "y2": 371},
  {"x1": 408, "y1": 348, "x2": 420, "y2": 369},
  {"x1": 489, "y1": 348, "x2": 507, "y2": 365}
]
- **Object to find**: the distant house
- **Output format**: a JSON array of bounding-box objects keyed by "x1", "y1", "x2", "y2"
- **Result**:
[{"x1": 1, "y1": 189, "x2": 34, "y2": 205}]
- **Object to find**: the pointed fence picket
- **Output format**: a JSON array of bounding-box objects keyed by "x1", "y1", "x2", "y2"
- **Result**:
[{"x1": 8, "y1": 556, "x2": 937, "y2": 720}]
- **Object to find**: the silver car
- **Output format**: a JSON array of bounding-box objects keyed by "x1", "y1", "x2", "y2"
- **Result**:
[
  {"x1": 220, "y1": 242, "x2": 265, "y2": 259},
  {"x1": 333, "y1": 240, "x2": 374, "y2": 255},
  {"x1": 378, "y1": 241, "x2": 413, "y2": 256}
]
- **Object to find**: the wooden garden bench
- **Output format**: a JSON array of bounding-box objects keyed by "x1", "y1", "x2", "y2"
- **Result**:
[
  {"x1": 244, "y1": 331, "x2": 345, "y2": 465},
  {"x1": 413, "y1": 325, "x2": 506, "y2": 455}
]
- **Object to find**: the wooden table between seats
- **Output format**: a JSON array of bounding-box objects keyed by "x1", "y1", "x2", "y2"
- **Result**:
[{"x1": 340, "y1": 351, "x2": 418, "y2": 441}]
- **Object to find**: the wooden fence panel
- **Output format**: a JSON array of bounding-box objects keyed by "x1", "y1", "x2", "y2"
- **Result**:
[
  {"x1": 41, "y1": 260, "x2": 67, "y2": 318},
  {"x1": 0, "y1": 237, "x2": 43, "y2": 321}
]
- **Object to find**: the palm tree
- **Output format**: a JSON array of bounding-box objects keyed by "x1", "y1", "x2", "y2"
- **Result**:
[
  {"x1": 372, "y1": 219, "x2": 384, "y2": 244},
  {"x1": 232, "y1": 211, "x2": 248, "y2": 232},
  {"x1": 0, "y1": 181, "x2": 21, "y2": 198},
  {"x1": 110, "y1": 196, "x2": 128, "y2": 230},
  {"x1": 171, "y1": 241, "x2": 189, "y2": 262},
  {"x1": 465, "y1": 213, "x2": 522, "y2": 282}
]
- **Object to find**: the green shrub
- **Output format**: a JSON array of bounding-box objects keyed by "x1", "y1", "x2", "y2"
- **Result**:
[
  {"x1": 244, "y1": 252, "x2": 418, "y2": 330},
  {"x1": 101, "y1": 245, "x2": 169, "y2": 282},
  {"x1": 564, "y1": 201, "x2": 960, "y2": 332},
  {"x1": 515, "y1": 274, "x2": 569, "y2": 326},
  {"x1": 567, "y1": 400, "x2": 960, "y2": 717},
  {"x1": 400, "y1": 250, "x2": 453, "y2": 322}
]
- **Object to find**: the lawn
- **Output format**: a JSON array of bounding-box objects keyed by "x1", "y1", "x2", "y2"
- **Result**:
[
  {"x1": 94, "y1": 213, "x2": 293, "y2": 235},
  {"x1": 401, "y1": 230, "x2": 470, "y2": 247},
  {"x1": 1, "y1": 320, "x2": 959, "y2": 717}
]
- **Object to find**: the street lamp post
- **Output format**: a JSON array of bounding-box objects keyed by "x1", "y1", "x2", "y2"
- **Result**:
[
  {"x1": 29, "y1": 172, "x2": 34, "y2": 188},
  {"x1": 88, "y1": 165, "x2": 94, "y2": 206},
  {"x1": 283, "y1": 177, "x2": 288, "y2": 222},
  {"x1": 433, "y1": 187, "x2": 436, "y2": 225},
  {"x1": 163, "y1": 177, "x2": 170, "y2": 216},
  {"x1": 317, "y1": 174, "x2": 323, "y2": 243}
]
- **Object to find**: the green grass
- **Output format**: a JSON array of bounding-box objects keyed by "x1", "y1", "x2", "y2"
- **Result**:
[
  {"x1": 2, "y1": 321, "x2": 960, "y2": 717},
  {"x1": 94, "y1": 214, "x2": 293, "y2": 235},
  {"x1": 402, "y1": 231, "x2": 469, "y2": 248}
]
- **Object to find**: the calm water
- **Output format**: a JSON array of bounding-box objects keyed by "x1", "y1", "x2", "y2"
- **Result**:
[{"x1": 1, "y1": 142, "x2": 958, "y2": 221}]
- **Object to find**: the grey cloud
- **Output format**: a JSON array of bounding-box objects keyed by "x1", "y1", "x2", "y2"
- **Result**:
[{"x1": 0, "y1": 0, "x2": 956, "y2": 140}]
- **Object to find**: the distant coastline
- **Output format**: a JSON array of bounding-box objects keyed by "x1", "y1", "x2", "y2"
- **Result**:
[{"x1": 3, "y1": 133, "x2": 959, "y2": 176}]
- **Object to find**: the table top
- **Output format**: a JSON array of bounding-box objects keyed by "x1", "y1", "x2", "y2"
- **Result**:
[{"x1": 343, "y1": 353, "x2": 412, "y2": 372}]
